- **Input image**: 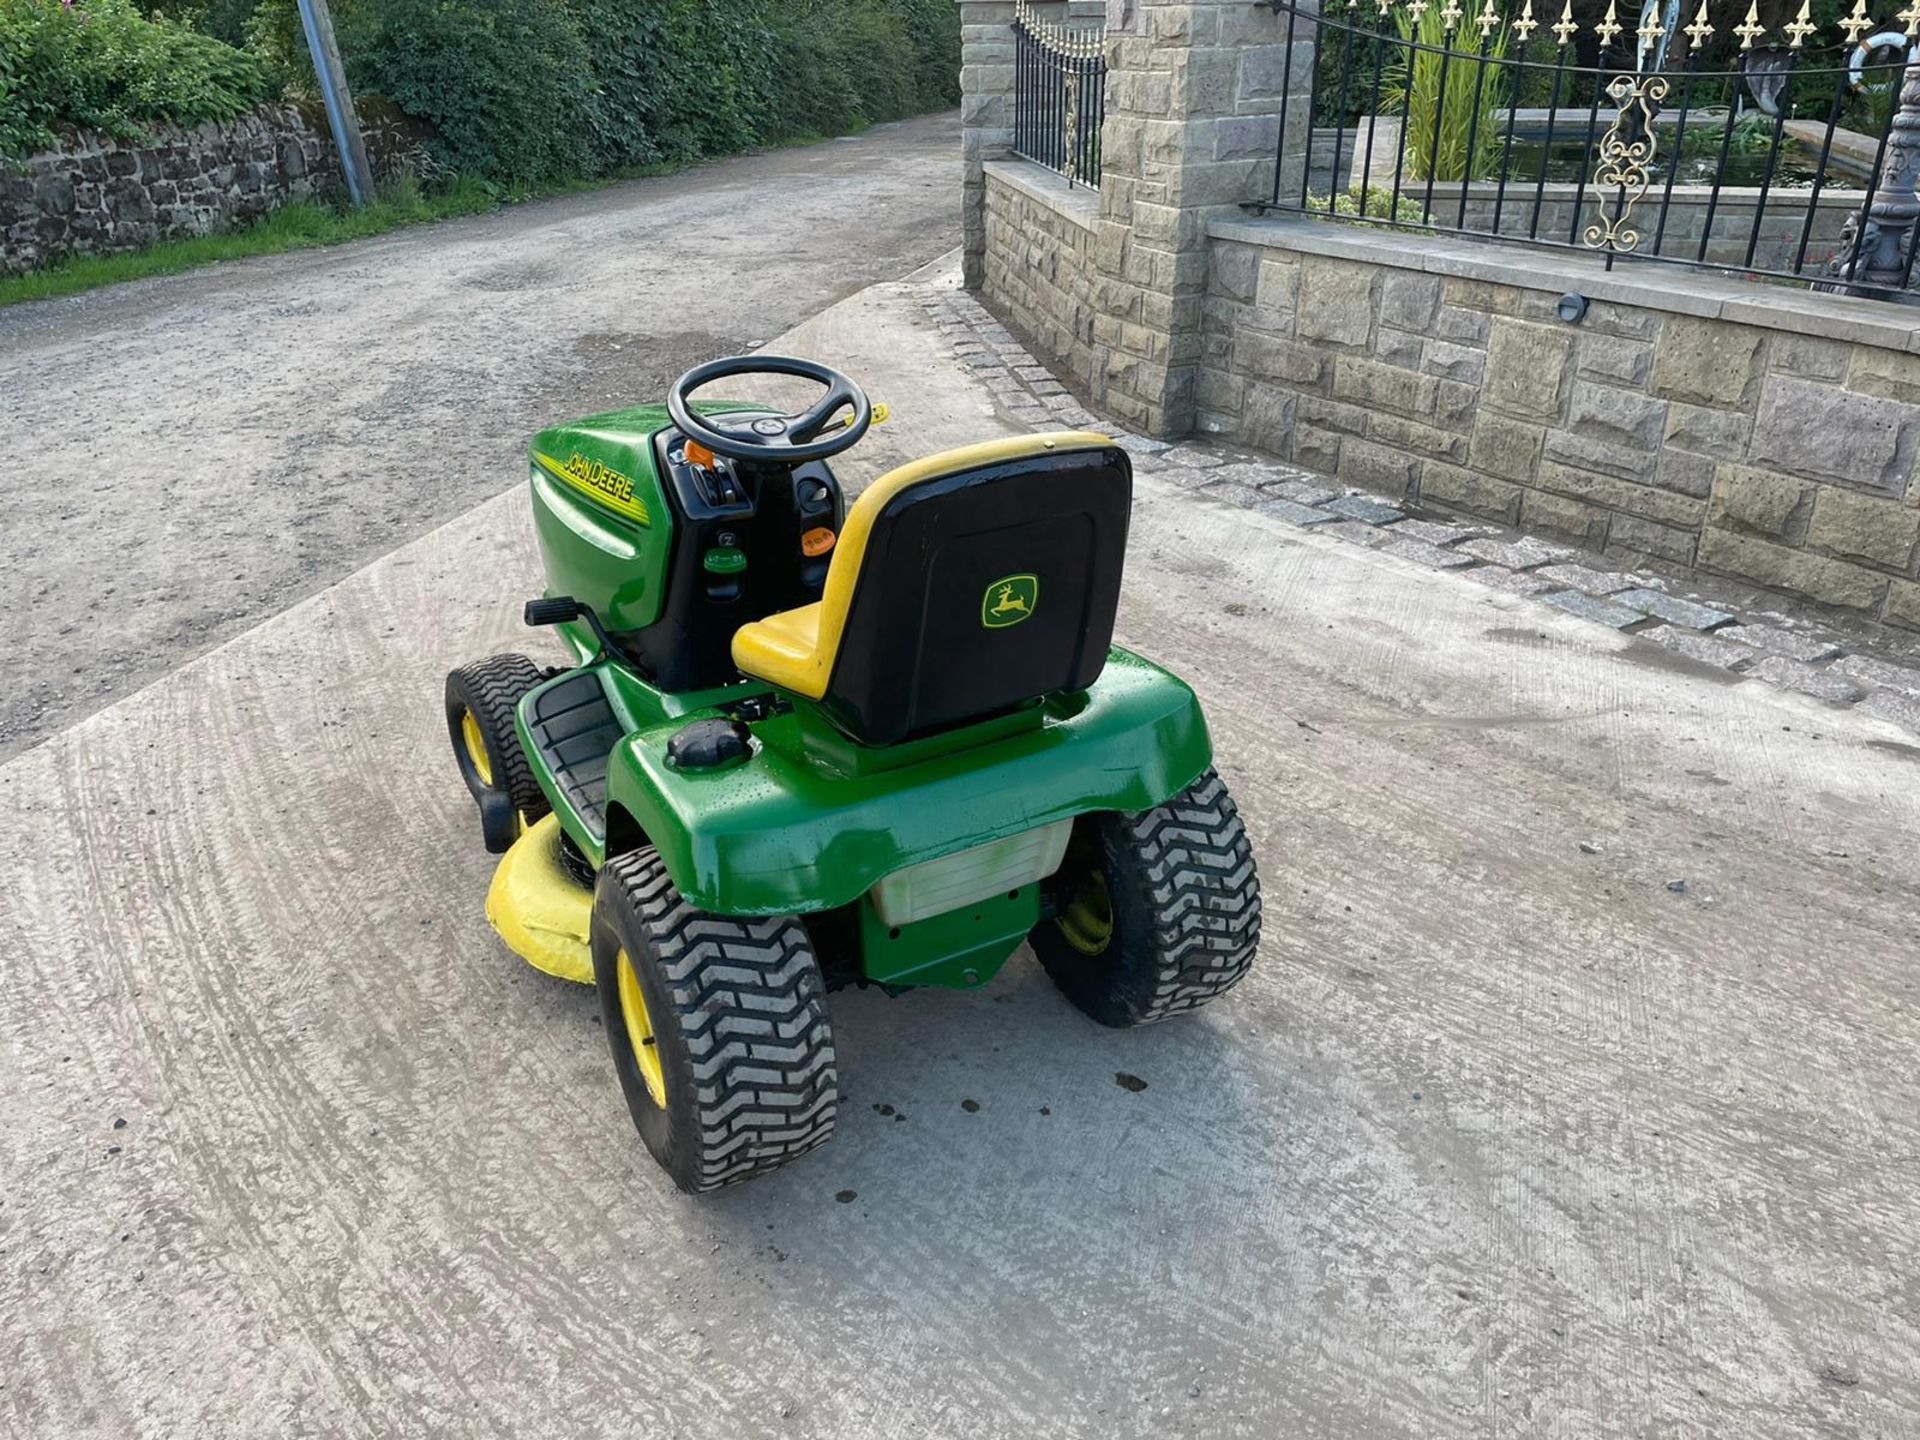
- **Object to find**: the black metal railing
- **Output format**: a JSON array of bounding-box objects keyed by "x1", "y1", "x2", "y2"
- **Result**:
[
  {"x1": 1012, "y1": 2, "x2": 1107, "y2": 187},
  {"x1": 1248, "y1": 0, "x2": 1920, "y2": 295}
]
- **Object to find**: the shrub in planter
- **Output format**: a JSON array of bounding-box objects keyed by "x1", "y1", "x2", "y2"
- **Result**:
[{"x1": 1381, "y1": 4, "x2": 1511, "y2": 184}]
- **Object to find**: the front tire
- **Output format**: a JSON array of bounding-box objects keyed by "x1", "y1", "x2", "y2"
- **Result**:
[
  {"x1": 445, "y1": 654, "x2": 550, "y2": 852},
  {"x1": 590, "y1": 849, "x2": 838, "y2": 1193},
  {"x1": 1032, "y1": 768, "x2": 1261, "y2": 1027}
]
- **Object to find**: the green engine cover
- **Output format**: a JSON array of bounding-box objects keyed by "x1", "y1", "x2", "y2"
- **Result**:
[
  {"x1": 527, "y1": 401, "x2": 766, "y2": 632},
  {"x1": 527, "y1": 405, "x2": 675, "y2": 633}
]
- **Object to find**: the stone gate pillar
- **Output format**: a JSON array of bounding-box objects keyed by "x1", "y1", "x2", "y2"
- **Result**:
[
  {"x1": 1087, "y1": 0, "x2": 1300, "y2": 436},
  {"x1": 958, "y1": 0, "x2": 1308, "y2": 437},
  {"x1": 959, "y1": 0, "x2": 1020, "y2": 290}
]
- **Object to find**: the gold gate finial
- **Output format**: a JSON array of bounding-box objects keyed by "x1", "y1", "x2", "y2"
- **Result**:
[
  {"x1": 1684, "y1": 0, "x2": 1715, "y2": 47},
  {"x1": 1636, "y1": 2, "x2": 1666, "y2": 58},
  {"x1": 1595, "y1": 0, "x2": 1624, "y2": 45},
  {"x1": 1552, "y1": 0, "x2": 1580, "y2": 44},
  {"x1": 1840, "y1": 0, "x2": 1874, "y2": 42},
  {"x1": 1014, "y1": 0, "x2": 1105, "y2": 58},
  {"x1": 1514, "y1": 0, "x2": 1540, "y2": 41},
  {"x1": 1733, "y1": 0, "x2": 1768, "y2": 48},
  {"x1": 1784, "y1": 0, "x2": 1818, "y2": 46}
]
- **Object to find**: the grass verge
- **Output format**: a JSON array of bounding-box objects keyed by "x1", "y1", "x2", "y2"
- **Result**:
[
  {"x1": 0, "y1": 175, "x2": 498, "y2": 308},
  {"x1": 0, "y1": 118, "x2": 906, "y2": 310}
]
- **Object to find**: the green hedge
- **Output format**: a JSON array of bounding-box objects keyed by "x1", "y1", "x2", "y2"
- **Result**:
[
  {"x1": 0, "y1": 0, "x2": 275, "y2": 159},
  {"x1": 251, "y1": 0, "x2": 959, "y2": 186},
  {"x1": 334, "y1": 0, "x2": 596, "y2": 184},
  {"x1": 5, "y1": 0, "x2": 957, "y2": 183}
]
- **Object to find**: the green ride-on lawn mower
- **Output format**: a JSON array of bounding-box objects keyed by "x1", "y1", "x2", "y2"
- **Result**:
[{"x1": 445, "y1": 355, "x2": 1261, "y2": 1192}]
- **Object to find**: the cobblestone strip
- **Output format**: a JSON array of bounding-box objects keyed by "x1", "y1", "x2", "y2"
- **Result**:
[{"x1": 919, "y1": 283, "x2": 1920, "y2": 738}]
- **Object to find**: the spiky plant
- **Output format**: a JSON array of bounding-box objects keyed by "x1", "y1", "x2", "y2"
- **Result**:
[{"x1": 1381, "y1": 5, "x2": 1512, "y2": 183}]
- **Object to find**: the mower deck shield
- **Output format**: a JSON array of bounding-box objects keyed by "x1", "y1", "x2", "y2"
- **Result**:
[{"x1": 485, "y1": 814, "x2": 593, "y2": 985}]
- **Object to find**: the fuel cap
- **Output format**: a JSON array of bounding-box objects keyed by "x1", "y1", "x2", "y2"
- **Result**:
[{"x1": 665, "y1": 718, "x2": 752, "y2": 770}]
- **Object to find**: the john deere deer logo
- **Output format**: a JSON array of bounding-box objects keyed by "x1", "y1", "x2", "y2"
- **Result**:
[{"x1": 981, "y1": 573, "x2": 1038, "y2": 629}]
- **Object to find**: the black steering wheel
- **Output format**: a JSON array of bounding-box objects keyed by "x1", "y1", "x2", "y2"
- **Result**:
[{"x1": 667, "y1": 355, "x2": 872, "y2": 464}]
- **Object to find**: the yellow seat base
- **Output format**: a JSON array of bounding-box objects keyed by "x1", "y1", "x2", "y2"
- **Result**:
[
  {"x1": 485, "y1": 813, "x2": 595, "y2": 985},
  {"x1": 730, "y1": 602, "x2": 825, "y2": 697}
]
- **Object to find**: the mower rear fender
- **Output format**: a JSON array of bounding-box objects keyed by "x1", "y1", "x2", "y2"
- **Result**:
[{"x1": 601, "y1": 647, "x2": 1211, "y2": 917}]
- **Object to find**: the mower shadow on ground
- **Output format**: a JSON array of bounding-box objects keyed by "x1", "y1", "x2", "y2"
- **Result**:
[
  {"x1": 490, "y1": 913, "x2": 1279, "y2": 1202},
  {"x1": 695, "y1": 958, "x2": 1279, "y2": 1198}
]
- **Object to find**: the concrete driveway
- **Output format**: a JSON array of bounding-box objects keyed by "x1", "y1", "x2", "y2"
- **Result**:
[
  {"x1": 0, "y1": 112, "x2": 960, "y2": 761},
  {"x1": 4, "y1": 254, "x2": 1919, "y2": 1437}
]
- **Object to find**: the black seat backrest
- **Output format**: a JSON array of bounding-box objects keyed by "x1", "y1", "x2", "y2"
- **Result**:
[{"x1": 820, "y1": 443, "x2": 1131, "y2": 745}]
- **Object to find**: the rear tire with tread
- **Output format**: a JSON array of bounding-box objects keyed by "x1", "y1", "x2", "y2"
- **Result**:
[
  {"x1": 591, "y1": 848, "x2": 838, "y2": 1193},
  {"x1": 1032, "y1": 767, "x2": 1261, "y2": 1027}
]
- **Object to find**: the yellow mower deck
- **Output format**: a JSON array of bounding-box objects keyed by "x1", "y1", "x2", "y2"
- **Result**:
[{"x1": 485, "y1": 814, "x2": 594, "y2": 985}]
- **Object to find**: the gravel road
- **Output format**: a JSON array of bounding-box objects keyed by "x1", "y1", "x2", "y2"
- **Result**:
[{"x1": 0, "y1": 112, "x2": 960, "y2": 761}]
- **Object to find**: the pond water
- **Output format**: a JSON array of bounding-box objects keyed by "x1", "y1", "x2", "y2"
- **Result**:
[{"x1": 1498, "y1": 132, "x2": 1863, "y2": 189}]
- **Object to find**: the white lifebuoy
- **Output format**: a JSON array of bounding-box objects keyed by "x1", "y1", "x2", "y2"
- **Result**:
[{"x1": 1849, "y1": 32, "x2": 1915, "y2": 91}]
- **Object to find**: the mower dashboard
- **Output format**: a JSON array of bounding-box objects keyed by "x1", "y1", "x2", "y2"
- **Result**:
[
  {"x1": 657, "y1": 424, "x2": 840, "y2": 530},
  {"x1": 625, "y1": 423, "x2": 845, "y2": 692}
]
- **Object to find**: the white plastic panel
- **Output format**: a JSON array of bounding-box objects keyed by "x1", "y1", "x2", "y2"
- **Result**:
[{"x1": 869, "y1": 819, "x2": 1073, "y2": 927}]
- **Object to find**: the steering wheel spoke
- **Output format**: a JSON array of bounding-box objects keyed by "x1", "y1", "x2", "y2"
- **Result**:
[
  {"x1": 790, "y1": 382, "x2": 858, "y2": 443},
  {"x1": 667, "y1": 356, "x2": 872, "y2": 464}
]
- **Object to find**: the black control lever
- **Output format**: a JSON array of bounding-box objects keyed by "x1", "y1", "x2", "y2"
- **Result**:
[{"x1": 524, "y1": 595, "x2": 624, "y2": 662}]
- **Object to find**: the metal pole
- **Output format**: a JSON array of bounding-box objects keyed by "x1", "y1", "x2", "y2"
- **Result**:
[{"x1": 295, "y1": 0, "x2": 375, "y2": 207}]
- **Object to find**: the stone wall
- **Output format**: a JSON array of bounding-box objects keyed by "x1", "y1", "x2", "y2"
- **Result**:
[
  {"x1": 982, "y1": 163, "x2": 1103, "y2": 395},
  {"x1": 961, "y1": 0, "x2": 1920, "y2": 623},
  {"x1": 0, "y1": 102, "x2": 425, "y2": 275},
  {"x1": 1199, "y1": 219, "x2": 1920, "y2": 627},
  {"x1": 960, "y1": 0, "x2": 1019, "y2": 291}
]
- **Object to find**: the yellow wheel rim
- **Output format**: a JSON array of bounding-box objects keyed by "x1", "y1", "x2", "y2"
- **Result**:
[
  {"x1": 615, "y1": 949, "x2": 667, "y2": 1109},
  {"x1": 1057, "y1": 868, "x2": 1113, "y2": 956},
  {"x1": 460, "y1": 709, "x2": 495, "y2": 788}
]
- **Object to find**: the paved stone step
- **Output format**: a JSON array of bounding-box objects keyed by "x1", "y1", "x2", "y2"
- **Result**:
[
  {"x1": 1747, "y1": 656, "x2": 1865, "y2": 704},
  {"x1": 1323, "y1": 494, "x2": 1406, "y2": 526},
  {"x1": 1544, "y1": 590, "x2": 1647, "y2": 629},
  {"x1": 1612, "y1": 589, "x2": 1736, "y2": 631},
  {"x1": 1642, "y1": 625, "x2": 1757, "y2": 670}
]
